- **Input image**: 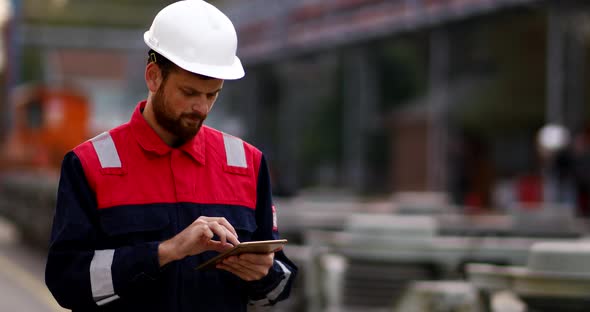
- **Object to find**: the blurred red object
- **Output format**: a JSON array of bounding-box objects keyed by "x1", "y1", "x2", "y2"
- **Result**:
[
  {"x1": 516, "y1": 174, "x2": 543, "y2": 209},
  {"x1": 0, "y1": 84, "x2": 90, "y2": 171}
]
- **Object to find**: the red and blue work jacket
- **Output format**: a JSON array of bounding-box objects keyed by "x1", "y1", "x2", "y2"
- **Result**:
[{"x1": 45, "y1": 101, "x2": 297, "y2": 311}]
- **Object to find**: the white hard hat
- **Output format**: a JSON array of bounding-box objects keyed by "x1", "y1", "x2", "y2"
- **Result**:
[{"x1": 144, "y1": 0, "x2": 245, "y2": 80}]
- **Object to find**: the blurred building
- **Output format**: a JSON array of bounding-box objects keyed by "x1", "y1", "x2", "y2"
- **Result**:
[
  {"x1": 214, "y1": 0, "x2": 590, "y2": 212},
  {"x1": 2, "y1": 0, "x2": 250, "y2": 159},
  {"x1": 2, "y1": 0, "x2": 590, "y2": 212},
  {"x1": 16, "y1": 0, "x2": 170, "y2": 134}
]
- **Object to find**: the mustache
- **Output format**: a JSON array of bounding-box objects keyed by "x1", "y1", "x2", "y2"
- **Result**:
[{"x1": 180, "y1": 112, "x2": 207, "y2": 120}]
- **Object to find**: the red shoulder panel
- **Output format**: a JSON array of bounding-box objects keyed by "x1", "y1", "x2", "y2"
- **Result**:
[{"x1": 75, "y1": 124, "x2": 262, "y2": 210}]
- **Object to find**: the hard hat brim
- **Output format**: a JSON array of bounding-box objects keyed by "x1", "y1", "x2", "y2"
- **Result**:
[{"x1": 144, "y1": 32, "x2": 245, "y2": 80}]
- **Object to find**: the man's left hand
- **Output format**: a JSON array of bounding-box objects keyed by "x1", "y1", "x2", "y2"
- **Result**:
[{"x1": 216, "y1": 252, "x2": 275, "y2": 281}]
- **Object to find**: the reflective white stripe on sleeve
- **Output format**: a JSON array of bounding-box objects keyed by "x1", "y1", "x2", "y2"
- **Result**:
[
  {"x1": 223, "y1": 133, "x2": 247, "y2": 168},
  {"x1": 96, "y1": 295, "x2": 120, "y2": 307},
  {"x1": 91, "y1": 132, "x2": 121, "y2": 168},
  {"x1": 249, "y1": 260, "x2": 292, "y2": 307},
  {"x1": 90, "y1": 249, "x2": 119, "y2": 305}
]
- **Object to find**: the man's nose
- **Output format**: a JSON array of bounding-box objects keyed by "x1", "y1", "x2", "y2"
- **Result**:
[{"x1": 191, "y1": 95, "x2": 210, "y2": 115}]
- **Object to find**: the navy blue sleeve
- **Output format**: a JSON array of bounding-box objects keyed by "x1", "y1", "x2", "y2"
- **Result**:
[
  {"x1": 45, "y1": 152, "x2": 160, "y2": 310},
  {"x1": 246, "y1": 155, "x2": 298, "y2": 306}
]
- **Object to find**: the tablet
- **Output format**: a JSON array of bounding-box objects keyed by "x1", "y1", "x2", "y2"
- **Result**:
[{"x1": 196, "y1": 239, "x2": 287, "y2": 270}]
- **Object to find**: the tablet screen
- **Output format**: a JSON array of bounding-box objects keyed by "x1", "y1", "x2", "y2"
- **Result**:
[{"x1": 196, "y1": 239, "x2": 287, "y2": 270}]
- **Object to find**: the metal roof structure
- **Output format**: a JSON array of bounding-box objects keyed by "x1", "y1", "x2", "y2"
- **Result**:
[
  {"x1": 220, "y1": 0, "x2": 543, "y2": 64},
  {"x1": 19, "y1": 0, "x2": 165, "y2": 50}
]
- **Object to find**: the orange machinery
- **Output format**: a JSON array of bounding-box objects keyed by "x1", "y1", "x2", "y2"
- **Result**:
[{"x1": 0, "y1": 84, "x2": 91, "y2": 172}]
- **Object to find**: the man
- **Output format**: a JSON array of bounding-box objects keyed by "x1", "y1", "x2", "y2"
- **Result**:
[{"x1": 45, "y1": 1, "x2": 297, "y2": 311}]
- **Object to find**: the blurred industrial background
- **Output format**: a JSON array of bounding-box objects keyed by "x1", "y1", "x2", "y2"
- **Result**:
[{"x1": 0, "y1": 0, "x2": 589, "y2": 311}]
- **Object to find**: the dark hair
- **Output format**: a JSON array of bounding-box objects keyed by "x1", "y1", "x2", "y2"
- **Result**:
[
  {"x1": 147, "y1": 49, "x2": 215, "y2": 81},
  {"x1": 147, "y1": 49, "x2": 178, "y2": 82}
]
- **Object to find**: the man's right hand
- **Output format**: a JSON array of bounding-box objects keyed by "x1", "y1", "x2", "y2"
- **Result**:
[{"x1": 158, "y1": 216, "x2": 240, "y2": 267}]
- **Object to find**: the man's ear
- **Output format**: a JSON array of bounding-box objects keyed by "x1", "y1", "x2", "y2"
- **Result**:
[{"x1": 145, "y1": 62, "x2": 163, "y2": 93}]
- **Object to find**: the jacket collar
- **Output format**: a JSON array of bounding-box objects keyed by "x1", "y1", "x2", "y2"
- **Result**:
[{"x1": 130, "y1": 101, "x2": 205, "y2": 165}]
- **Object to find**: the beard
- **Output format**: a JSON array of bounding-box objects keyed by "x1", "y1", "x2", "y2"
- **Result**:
[{"x1": 152, "y1": 85, "x2": 206, "y2": 144}]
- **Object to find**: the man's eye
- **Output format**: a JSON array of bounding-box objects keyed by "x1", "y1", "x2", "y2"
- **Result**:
[{"x1": 183, "y1": 89, "x2": 195, "y2": 96}]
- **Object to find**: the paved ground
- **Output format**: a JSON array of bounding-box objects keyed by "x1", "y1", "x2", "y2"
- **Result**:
[{"x1": 0, "y1": 217, "x2": 66, "y2": 312}]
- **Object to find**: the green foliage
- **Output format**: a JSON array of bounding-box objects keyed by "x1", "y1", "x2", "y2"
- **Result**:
[
  {"x1": 19, "y1": 47, "x2": 43, "y2": 83},
  {"x1": 23, "y1": 0, "x2": 163, "y2": 28},
  {"x1": 299, "y1": 64, "x2": 343, "y2": 187},
  {"x1": 379, "y1": 37, "x2": 428, "y2": 111},
  {"x1": 454, "y1": 11, "x2": 547, "y2": 138}
]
